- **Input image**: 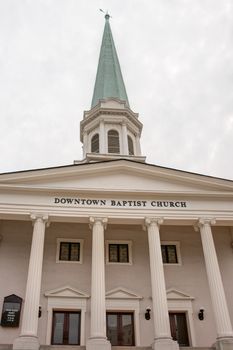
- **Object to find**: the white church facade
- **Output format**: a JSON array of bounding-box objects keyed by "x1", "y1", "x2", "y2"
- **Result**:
[{"x1": 0, "y1": 14, "x2": 233, "y2": 350}]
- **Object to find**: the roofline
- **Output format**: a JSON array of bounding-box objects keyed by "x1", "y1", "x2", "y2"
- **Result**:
[{"x1": 0, "y1": 158, "x2": 232, "y2": 183}]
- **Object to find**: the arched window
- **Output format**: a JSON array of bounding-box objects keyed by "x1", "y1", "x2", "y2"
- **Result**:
[
  {"x1": 108, "y1": 130, "x2": 120, "y2": 153},
  {"x1": 91, "y1": 133, "x2": 99, "y2": 153},
  {"x1": 128, "y1": 135, "x2": 134, "y2": 155}
]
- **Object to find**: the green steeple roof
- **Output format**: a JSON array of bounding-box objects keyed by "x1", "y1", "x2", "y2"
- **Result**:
[{"x1": 91, "y1": 14, "x2": 130, "y2": 108}]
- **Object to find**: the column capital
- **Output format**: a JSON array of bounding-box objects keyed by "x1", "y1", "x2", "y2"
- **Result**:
[
  {"x1": 144, "y1": 217, "x2": 164, "y2": 230},
  {"x1": 30, "y1": 213, "x2": 49, "y2": 227},
  {"x1": 194, "y1": 218, "x2": 216, "y2": 231},
  {"x1": 89, "y1": 217, "x2": 108, "y2": 230}
]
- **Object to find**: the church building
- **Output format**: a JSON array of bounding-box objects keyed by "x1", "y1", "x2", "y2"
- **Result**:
[{"x1": 0, "y1": 13, "x2": 233, "y2": 350}]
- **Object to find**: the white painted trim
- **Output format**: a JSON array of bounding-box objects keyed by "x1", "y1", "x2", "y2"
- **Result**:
[
  {"x1": 106, "y1": 287, "x2": 142, "y2": 300},
  {"x1": 106, "y1": 298, "x2": 141, "y2": 346},
  {"x1": 45, "y1": 285, "x2": 89, "y2": 298},
  {"x1": 45, "y1": 289, "x2": 89, "y2": 345},
  {"x1": 105, "y1": 240, "x2": 133, "y2": 265},
  {"x1": 161, "y1": 241, "x2": 182, "y2": 265},
  {"x1": 167, "y1": 289, "x2": 196, "y2": 346},
  {"x1": 56, "y1": 238, "x2": 84, "y2": 264}
]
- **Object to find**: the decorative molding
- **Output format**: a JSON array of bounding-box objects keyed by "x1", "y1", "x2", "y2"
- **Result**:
[
  {"x1": 144, "y1": 217, "x2": 164, "y2": 230},
  {"x1": 166, "y1": 288, "x2": 194, "y2": 300},
  {"x1": 89, "y1": 216, "x2": 108, "y2": 229},
  {"x1": 166, "y1": 288, "x2": 196, "y2": 346},
  {"x1": 194, "y1": 217, "x2": 216, "y2": 231},
  {"x1": 45, "y1": 285, "x2": 88, "y2": 345},
  {"x1": 105, "y1": 286, "x2": 142, "y2": 346},
  {"x1": 30, "y1": 213, "x2": 49, "y2": 227},
  {"x1": 106, "y1": 287, "x2": 142, "y2": 300},
  {"x1": 44, "y1": 285, "x2": 89, "y2": 299}
]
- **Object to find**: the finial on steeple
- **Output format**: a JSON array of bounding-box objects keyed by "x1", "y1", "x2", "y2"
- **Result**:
[{"x1": 99, "y1": 9, "x2": 111, "y2": 20}]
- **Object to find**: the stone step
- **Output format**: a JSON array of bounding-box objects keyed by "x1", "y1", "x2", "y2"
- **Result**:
[
  {"x1": 40, "y1": 347, "x2": 85, "y2": 350},
  {"x1": 111, "y1": 347, "x2": 151, "y2": 350},
  {"x1": 180, "y1": 348, "x2": 213, "y2": 350}
]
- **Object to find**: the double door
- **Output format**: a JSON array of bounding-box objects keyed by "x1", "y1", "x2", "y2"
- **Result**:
[
  {"x1": 169, "y1": 312, "x2": 190, "y2": 346},
  {"x1": 107, "y1": 312, "x2": 135, "y2": 346},
  {"x1": 52, "y1": 311, "x2": 81, "y2": 345}
]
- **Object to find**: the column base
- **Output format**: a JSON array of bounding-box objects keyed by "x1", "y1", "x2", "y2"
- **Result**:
[
  {"x1": 152, "y1": 338, "x2": 179, "y2": 350},
  {"x1": 86, "y1": 337, "x2": 111, "y2": 350},
  {"x1": 216, "y1": 337, "x2": 233, "y2": 350},
  {"x1": 13, "y1": 336, "x2": 40, "y2": 350}
]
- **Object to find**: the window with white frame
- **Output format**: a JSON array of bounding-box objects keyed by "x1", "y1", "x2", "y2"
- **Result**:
[
  {"x1": 106, "y1": 240, "x2": 132, "y2": 264},
  {"x1": 91, "y1": 133, "x2": 99, "y2": 153},
  {"x1": 56, "y1": 238, "x2": 84, "y2": 263},
  {"x1": 108, "y1": 129, "x2": 120, "y2": 153},
  {"x1": 161, "y1": 241, "x2": 181, "y2": 265},
  {"x1": 127, "y1": 135, "x2": 134, "y2": 155}
]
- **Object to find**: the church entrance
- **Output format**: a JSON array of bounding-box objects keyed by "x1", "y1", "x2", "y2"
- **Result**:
[
  {"x1": 169, "y1": 312, "x2": 190, "y2": 346},
  {"x1": 51, "y1": 311, "x2": 81, "y2": 345},
  {"x1": 107, "y1": 312, "x2": 135, "y2": 346}
]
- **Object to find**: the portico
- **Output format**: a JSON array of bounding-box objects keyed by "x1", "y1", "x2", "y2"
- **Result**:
[{"x1": 0, "y1": 180, "x2": 231, "y2": 349}]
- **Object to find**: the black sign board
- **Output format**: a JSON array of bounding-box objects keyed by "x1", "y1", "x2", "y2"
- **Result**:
[{"x1": 1, "y1": 294, "x2": 22, "y2": 327}]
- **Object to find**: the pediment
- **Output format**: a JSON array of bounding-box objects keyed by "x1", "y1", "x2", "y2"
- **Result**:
[
  {"x1": 44, "y1": 285, "x2": 89, "y2": 299},
  {"x1": 0, "y1": 160, "x2": 233, "y2": 196},
  {"x1": 106, "y1": 287, "x2": 142, "y2": 300},
  {"x1": 166, "y1": 288, "x2": 194, "y2": 300}
]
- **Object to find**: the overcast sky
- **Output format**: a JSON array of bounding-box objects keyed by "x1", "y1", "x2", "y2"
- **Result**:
[{"x1": 0, "y1": 0, "x2": 233, "y2": 180}]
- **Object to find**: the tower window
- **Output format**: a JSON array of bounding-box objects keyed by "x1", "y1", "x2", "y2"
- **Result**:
[
  {"x1": 127, "y1": 135, "x2": 134, "y2": 155},
  {"x1": 91, "y1": 133, "x2": 99, "y2": 153},
  {"x1": 108, "y1": 130, "x2": 120, "y2": 153}
]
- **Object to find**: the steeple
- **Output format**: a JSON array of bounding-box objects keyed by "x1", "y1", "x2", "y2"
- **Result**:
[
  {"x1": 79, "y1": 14, "x2": 145, "y2": 164},
  {"x1": 91, "y1": 14, "x2": 129, "y2": 108}
]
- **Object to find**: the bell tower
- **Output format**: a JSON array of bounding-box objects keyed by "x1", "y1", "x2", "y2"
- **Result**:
[{"x1": 80, "y1": 14, "x2": 145, "y2": 163}]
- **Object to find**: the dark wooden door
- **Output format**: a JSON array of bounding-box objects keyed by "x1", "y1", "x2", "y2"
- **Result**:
[
  {"x1": 107, "y1": 312, "x2": 135, "y2": 346},
  {"x1": 169, "y1": 312, "x2": 189, "y2": 346},
  {"x1": 52, "y1": 311, "x2": 81, "y2": 345}
]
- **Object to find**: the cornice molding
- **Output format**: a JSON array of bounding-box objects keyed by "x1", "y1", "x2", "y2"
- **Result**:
[{"x1": 1, "y1": 161, "x2": 232, "y2": 191}]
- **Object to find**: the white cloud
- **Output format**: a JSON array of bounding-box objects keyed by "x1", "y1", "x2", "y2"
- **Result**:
[{"x1": 0, "y1": 0, "x2": 232, "y2": 179}]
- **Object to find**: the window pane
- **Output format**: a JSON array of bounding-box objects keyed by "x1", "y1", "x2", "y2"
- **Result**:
[
  {"x1": 68, "y1": 313, "x2": 80, "y2": 345},
  {"x1": 167, "y1": 245, "x2": 178, "y2": 263},
  {"x1": 119, "y1": 245, "x2": 129, "y2": 263},
  {"x1": 127, "y1": 136, "x2": 134, "y2": 155},
  {"x1": 122, "y1": 314, "x2": 134, "y2": 346},
  {"x1": 70, "y1": 243, "x2": 80, "y2": 261},
  {"x1": 107, "y1": 314, "x2": 118, "y2": 345},
  {"x1": 109, "y1": 245, "x2": 118, "y2": 262},
  {"x1": 53, "y1": 313, "x2": 64, "y2": 344},
  {"x1": 60, "y1": 243, "x2": 69, "y2": 261},
  {"x1": 108, "y1": 130, "x2": 120, "y2": 153},
  {"x1": 176, "y1": 313, "x2": 189, "y2": 346},
  {"x1": 91, "y1": 134, "x2": 99, "y2": 153},
  {"x1": 161, "y1": 245, "x2": 167, "y2": 263}
]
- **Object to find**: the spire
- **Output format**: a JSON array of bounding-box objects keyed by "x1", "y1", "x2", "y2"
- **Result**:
[{"x1": 91, "y1": 14, "x2": 130, "y2": 108}]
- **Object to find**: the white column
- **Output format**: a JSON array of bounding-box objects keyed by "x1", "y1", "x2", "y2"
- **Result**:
[
  {"x1": 83, "y1": 130, "x2": 88, "y2": 157},
  {"x1": 198, "y1": 219, "x2": 233, "y2": 347},
  {"x1": 136, "y1": 134, "x2": 141, "y2": 155},
  {"x1": 145, "y1": 218, "x2": 178, "y2": 350},
  {"x1": 100, "y1": 119, "x2": 106, "y2": 154},
  {"x1": 13, "y1": 214, "x2": 48, "y2": 350},
  {"x1": 86, "y1": 217, "x2": 111, "y2": 350},
  {"x1": 122, "y1": 123, "x2": 129, "y2": 155}
]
